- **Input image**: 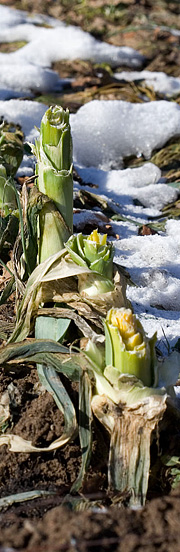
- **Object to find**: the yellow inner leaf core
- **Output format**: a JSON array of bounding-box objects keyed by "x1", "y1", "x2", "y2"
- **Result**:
[
  {"x1": 87, "y1": 229, "x2": 107, "y2": 245},
  {"x1": 110, "y1": 308, "x2": 144, "y2": 351}
]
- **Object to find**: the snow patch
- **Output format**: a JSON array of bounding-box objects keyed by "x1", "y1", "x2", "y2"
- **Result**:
[{"x1": 71, "y1": 100, "x2": 180, "y2": 169}]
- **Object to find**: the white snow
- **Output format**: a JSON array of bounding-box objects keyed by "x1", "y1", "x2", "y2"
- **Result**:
[
  {"x1": 0, "y1": 99, "x2": 47, "y2": 142},
  {"x1": 6, "y1": 28, "x2": 144, "y2": 68},
  {"x1": 114, "y1": 70, "x2": 180, "y2": 98},
  {"x1": 75, "y1": 163, "x2": 178, "y2": 217},
  {"x1": 0, "y1": 64, "x2": 62, "y2": 94},
  {"x1": 0, "y1": 88, "x2": 28, "y2": 100},
  {"x1": 0, "y1": 4, "x2": 63, "y2": 29},
  {"x1": 71, "y1": 99, "x2": 180, "y2": 169},
  {"x1": 0, "y1": 5, "x2": 180, "y2": 354},
  {"x1": 0, "y1": 4, "x2": 30, "y2": 27},
  {"x1": 75, "y1": 160, "x2": 162, "y2": 189},
  {"x1": 74, "y1": 163, "x2": 178, "y2": 215},
  {"x1": 0, "y1": 5, "x2": 144, "y2": 75},
  {"x1": 110, "y1": 219, "x2": 180, "y2": 352}
]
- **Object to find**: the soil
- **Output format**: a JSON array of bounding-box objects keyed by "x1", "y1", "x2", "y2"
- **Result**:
[
  {"x1": 0, "y1": 0, "x2": 180, "y2": 550},
  {"x1": 0, "y1": 376, "x2": 179, "y2": 552},
  {"x1": 1, "y1": 488, "x2": 180, "y2": 552}
]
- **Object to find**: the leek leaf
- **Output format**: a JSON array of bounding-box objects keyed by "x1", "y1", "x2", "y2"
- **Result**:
[
  {"x1": 9, "y1": 250, "x2": 128, "y2": 343},
  {"x1": 35, "y1": 316, "x2": 71, "y2": 343},
  {"x1": 0, "y1": 490, "x2": 55, "y2": 510},
  {"x1": 37, "y1": 364, "x2": 77, "y2": 438},
  {"x1": 0, "y1": 338, "x2": 82, "y2": 382},
  {"x1": 71, "y1": 370, "x2": 92, "y2": 493}
]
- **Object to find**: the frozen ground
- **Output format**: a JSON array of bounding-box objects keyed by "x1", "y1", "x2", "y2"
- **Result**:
[{"x1": 0, "y1": 4, "x2": 180, "y2": 353}]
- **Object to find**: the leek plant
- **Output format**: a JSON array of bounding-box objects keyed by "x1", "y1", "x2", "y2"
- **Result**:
[
  {"x1": 32, "y1": 107, "x2": 74, "y2": 442},
  {"x1": 1, "y1": 103, "x2": 180, "y2": 509},
  {"x1": 7, "y1": 105, "x2": 76, "y2": 459},
  {"x1": 5, "y1": 304, "x2": 180, "y2": 503},
  {"x1": 85, "y1": 307, "x2": 180, "y2": 506},
  {"x1": 65, "y1": 229, "x2": 114, "y2": 297},
  {"x1": 3, "y1": 106, "x2": 137, "y2": 500},
  {"x1": 33, "y1": 105, "x2": 73, "y2": 263},
  {"x1": 10, "y1": 105, "x2": 128, "y2": 340},
  {"x1": 9, "y1": 231, "x2": 129, "y2": 342}
]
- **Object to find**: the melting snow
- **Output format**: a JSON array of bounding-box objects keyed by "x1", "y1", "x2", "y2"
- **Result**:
[
  {"x1": 113, "y1": 225, "x2": 180, "y2": 352},
  {"x1": 114, "y1": 70, "x2": 180, "y2": 98},
  {"x1": 71, "y1": 100, "x2": 180, "y2": 169},
  {"x1": 74, "y1": 162, "x2": 178, "y2": 215},
  {"x1": 0, "y1": 4, "x2": 63, "y2": 29},
  {"x1": 0, "y1": 99, "x2": 46, "y2": 142},
  {"x1": 0, "y1": 64, "x2": 62, "y2": 94},
  {"x1": 0, "y1": 4, "x2": 144, "y2": 79}
]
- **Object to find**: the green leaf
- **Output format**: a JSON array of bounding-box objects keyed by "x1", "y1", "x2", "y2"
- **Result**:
[
  {"x1": 37, "y1": 364, "x2": 77, "y2": 440},
  {"x1": 0, "y1": 338, "x2": 82, "y2": 381},
  {"x1": 71, "y1": 370, "x2": 92, "y2": 493},
  {"x1": 161, "y1": 454, "x2": 180, "y2": 467},
  {"x1": 0, "y1": 338, "x2": 69, "y2": 363},
  {"x1": 35, "y1": 316, "x2": 71, "y2": 343},
  {"x1": 35, "y1": 312, "x2": 77, "y2": 449},
  {"x1": 171, "y1": 468, "x2": 180, "y2": 476}
]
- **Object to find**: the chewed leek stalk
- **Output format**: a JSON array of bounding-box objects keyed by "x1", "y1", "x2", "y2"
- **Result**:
[
  {"x1": 104, "y1": 307, "x2": 156, "y2": 387},
  {"x1": 66, "y1": 229, "x2": 114, "y2": 297},
  {"x1": 85, "y1": 307, "x2": 180, "y2": 506},
  {"x1": 33, "y1": 105, "x2": 73, "y2": 263}
]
